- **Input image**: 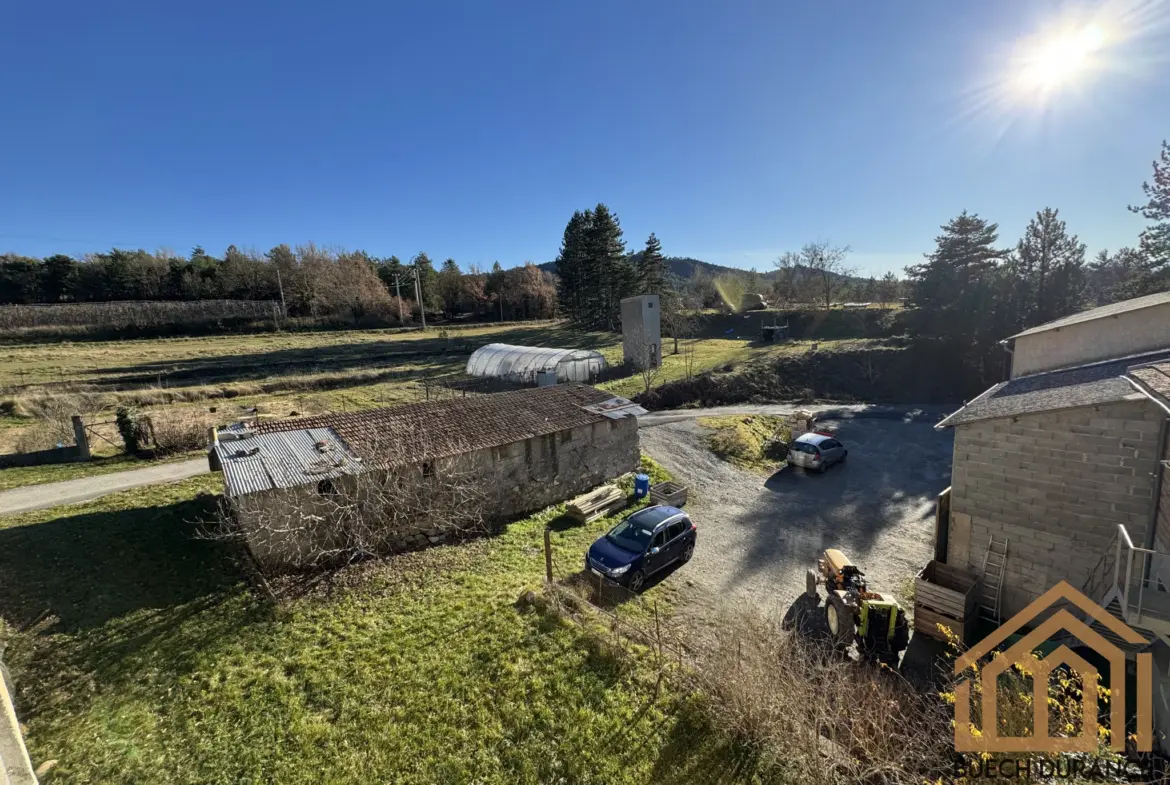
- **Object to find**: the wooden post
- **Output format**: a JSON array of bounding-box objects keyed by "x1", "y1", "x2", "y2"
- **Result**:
[
  {"x1": 543, "y1": 526, "x2": 553, "y2": 583},
  {"x1": 71, "y1": 415, "x2": 91, "y2": 461}
]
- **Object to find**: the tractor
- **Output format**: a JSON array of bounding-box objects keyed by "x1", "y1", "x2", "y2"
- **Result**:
[{"x1": 806, "y1": 548, "x2": 909, "y2": 662}]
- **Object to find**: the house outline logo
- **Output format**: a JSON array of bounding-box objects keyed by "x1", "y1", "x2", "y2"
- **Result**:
[{"x1": 953, "y1": 580, "x2": 1153, "y2": 753}]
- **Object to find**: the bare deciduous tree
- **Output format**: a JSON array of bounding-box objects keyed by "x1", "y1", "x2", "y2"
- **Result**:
[
  {"x1": 205, "y1": 435, "x2": 493, "y2": 578},
  {"x1": 774, "y1": 242, "x2": 855, "y2": 310}
]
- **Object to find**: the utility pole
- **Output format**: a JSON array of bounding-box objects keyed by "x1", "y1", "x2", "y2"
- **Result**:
[
  {"x1": 275, "y1": 267, "x2": 288, "y2": 317},
  {"x1": 413, "y1": 263, "x2": 427, "y2": 330},
  {"x1": 393, "y1": 275, "x2": 404, "y2": 324}
]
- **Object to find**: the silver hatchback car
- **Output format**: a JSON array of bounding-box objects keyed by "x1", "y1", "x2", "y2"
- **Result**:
[{"x1": 786, "y1": 431, "x2": 847, "y2": 473}]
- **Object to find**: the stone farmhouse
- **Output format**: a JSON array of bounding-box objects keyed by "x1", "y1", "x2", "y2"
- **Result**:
[{"x1": 210, "y1": 384, "x2": 642, "y2": 567}]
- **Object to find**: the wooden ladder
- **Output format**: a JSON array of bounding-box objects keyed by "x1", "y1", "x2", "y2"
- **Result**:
[{"x1": 980, "y1": 536, "x2": 1009, "y2": 624}]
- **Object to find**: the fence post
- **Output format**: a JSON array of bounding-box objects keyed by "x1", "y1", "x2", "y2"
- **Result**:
[
  {"x1": 71, "y1": 415, "x2": 91, "y2": 461},
  {"x1": 543, "y1": 526, "x2": 553, "y2": 583}
]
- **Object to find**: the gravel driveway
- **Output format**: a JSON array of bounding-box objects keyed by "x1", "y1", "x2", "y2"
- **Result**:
[{"x1": 640, "y1": 415, "x2": 954, "y2": 621}]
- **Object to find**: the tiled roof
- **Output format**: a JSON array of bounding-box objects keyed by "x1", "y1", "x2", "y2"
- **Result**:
[
  {"x1": 250, "y1": 384, "x2": 616, "y2": 467},
  {"x1": 937, "y1": 349, "x2": 1170, "y2": 428},
  {"x1": 1010, "y1": 291, "x2": 1170, "y2": 339},
  {"x1": 1128, "y1": 361, "x2": 1170, "y2": 401}
]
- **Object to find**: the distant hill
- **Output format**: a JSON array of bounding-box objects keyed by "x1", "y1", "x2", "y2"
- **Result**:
[{"x1": 538, "y1": 255, "x2": 866, "y2": 284}]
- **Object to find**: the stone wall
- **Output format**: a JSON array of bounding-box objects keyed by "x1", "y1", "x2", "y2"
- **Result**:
[
  {"x1": 474, "y1": 415, "x2": 639, "y2": 519},
  {"x1": 946, "y1": 399, "x2": 1162, "y2": 617},
  {"x1": 237, "y1": 416, "x2": 640, "y2": 569}
]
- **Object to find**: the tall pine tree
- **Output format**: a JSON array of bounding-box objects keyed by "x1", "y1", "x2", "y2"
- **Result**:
[
  {"x1": 1127, "y1": 139, "x2": 1170, "y2": 297},
  {"x1": 637, "y1": 233, "x2": 670, "y2": 296},
  {"x1": 411, "y1": 252, "x2": 440, "y2": 311},
  {"x1": 586, "y1": 204, "x2": 633, "y2": 331},
  {"x1": 905, "y1": 211, "x2": 1005, "y2": 345},
  {"x1": 1013, "y1": 207, "x2": 1086, "y2": 327},
  {"x1": 555, "y1": 210, "x2": 591, "y2": 323}
]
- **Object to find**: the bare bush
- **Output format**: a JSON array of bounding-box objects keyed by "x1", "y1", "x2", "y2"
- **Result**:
[
  {"x1": 693, "y1": 612, "x2": 952, "y2": 784},
  {"x1": 10, "y1": 392, "x2": 104, "y2": 452},
  {"x1": 148, "y1": 409, "x2": 218, "y2": 455},
  {"x1": 0, "y1": 300, "x2": 277, "y2": 333},
  {"x1": 208, "y1": 437, "x2": 493, "y2": 576}
]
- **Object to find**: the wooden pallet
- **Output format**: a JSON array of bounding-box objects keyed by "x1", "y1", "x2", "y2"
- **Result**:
[{"x1": 565, "y1": 485, "x2": 626, "y2": 524}]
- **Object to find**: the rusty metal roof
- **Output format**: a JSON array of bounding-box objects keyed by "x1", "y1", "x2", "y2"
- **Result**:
[
  {"x1": 214, "y1": 426, "x2": 365, "y2": 497},
  {"x1": 246, "y1": 384, "x2": 622, "y2": 469}
]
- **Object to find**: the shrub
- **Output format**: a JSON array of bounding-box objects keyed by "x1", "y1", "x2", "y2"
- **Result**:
[
  {"x1": 695, "y1": 612, "x2": 952, "y2": 784},
  {"x1": 148, "y1": 409, "x2": 216, "y2": 455},
  {"x1": 708, "y1": 422, "x2": 761, "y2": 465},
  {"x1": 115, "y1": 406, "x2": 150, "y2": 455}
]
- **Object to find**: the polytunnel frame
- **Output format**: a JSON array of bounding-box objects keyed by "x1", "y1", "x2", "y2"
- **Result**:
[{"x1": 465, "y1": 343, "x2": 607, "y2": 383}]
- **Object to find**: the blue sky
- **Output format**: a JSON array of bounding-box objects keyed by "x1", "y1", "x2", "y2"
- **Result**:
[{"x1": 2, "y1": 1, "x2": 1168, "y2": 277}]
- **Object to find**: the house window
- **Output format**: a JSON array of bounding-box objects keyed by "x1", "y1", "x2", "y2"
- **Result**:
[
  {"x1": 317, "y1": 479, "x2": 337, "y2": 496},
  {"x1": 422, "y1": 461, "x2": 435, "y2": 477},
  {"x1": 560, "y1": 429, "x2": 573, "y2": 445}
]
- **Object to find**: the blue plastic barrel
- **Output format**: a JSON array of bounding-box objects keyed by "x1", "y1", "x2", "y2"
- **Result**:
[{"x1": 633, "y1": 473, "x2": 650, "y2": 500}]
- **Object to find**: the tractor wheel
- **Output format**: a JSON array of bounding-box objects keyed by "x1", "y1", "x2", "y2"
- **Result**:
[
  {"x1": 825, "y1": 594, "x2": 854, "y2": 649},
  {"x1": 805, "y1": 568, "x2": 819, "y2": 601}
]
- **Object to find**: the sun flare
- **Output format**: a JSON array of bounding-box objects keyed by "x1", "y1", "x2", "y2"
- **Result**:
[{"x1": 1016, "y1": 23, "x2": 1106, "y2": 91}]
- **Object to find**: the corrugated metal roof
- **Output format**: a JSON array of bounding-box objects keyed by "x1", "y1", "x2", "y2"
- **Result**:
[
  {"x1": 1010, "y1": 291, "x2": 1170, "y2": 339},
  {"x1": 215, "y1": 426, "x2": 364, "y2": 497}
]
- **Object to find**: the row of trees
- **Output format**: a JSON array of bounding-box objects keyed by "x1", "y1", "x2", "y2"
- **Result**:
[
  {"x1": 0, "y1": 244, "x2": 558, "y2": 323},
  {"x1": 905, "y1": 139, "x2": 1170, "y2": 383}
]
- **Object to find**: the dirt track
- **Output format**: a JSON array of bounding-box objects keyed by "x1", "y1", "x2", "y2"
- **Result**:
[{"x1": 640, "y1": 415, "x2": 954, "y2": 623}]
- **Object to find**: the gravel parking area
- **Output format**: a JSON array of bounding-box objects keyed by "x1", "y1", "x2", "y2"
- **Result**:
[{"x1": 640, "y1": 415, "x2": 954, "y2": 621}]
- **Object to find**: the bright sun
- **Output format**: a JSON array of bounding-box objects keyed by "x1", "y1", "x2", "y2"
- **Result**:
[{"x1": 1017, "y1": 23, "x2": 1106, "y2": 90}]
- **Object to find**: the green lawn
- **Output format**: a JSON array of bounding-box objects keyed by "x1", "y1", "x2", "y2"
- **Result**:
[{"x1": 0, "y1": 462, "x2": 762, "y2": 784}]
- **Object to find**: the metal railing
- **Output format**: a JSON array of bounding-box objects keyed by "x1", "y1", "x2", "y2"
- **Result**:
[{"x1": 1114, "y1": 524, "x2": 1170, "y2": 625}]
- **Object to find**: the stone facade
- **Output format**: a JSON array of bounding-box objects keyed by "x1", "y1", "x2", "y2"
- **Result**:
[
  {"x1": 238, "y1": 415, "x2": 640, "y2": 568},
  {"x1": 947, "y1": 399, "x2": 1162, "y2": 618}
]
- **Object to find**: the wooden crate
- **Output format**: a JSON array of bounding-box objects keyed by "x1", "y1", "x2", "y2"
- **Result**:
[
  {"x1": 566, "y1": 485, "x2": 626, "y2": 524},
  {"x1": 649, "y1": 481, "x2": 688, "y2": 507},
  {"x1": 914, "y1": 604, "x2": 975, "y2": 644},
  {"x1": 913, "y1": 560, "x2": 980, "y2": 644}
]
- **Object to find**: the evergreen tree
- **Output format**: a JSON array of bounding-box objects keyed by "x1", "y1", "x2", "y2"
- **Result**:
[
  {"x1": 585, "y1": 203, "x2": 632, "y2": 330},
  {"x1": 1014, "y1": 207, "x2": 1086, "y2": 326},
  {"x1": 1126, "y1": 139, "x2": 1170, "y2": 297},
  {"x1": 437, "y1": 257, "x2": 463, "y2": 314},
  {"x1": 637, "y1": 233, "x2": 670, "y2": 296},
  {"x1": 555, "y1": 210, "x2": 591, "y2": 323},
  {"x1": 411, "y1": 252, "x2": 440, "y2": 310},
  {"x1": 905, "y1": 211, "x2": 1005, "y2": 344},
  {"x1": 40, "y1": 254, "x2": 77, "y2": 302}
]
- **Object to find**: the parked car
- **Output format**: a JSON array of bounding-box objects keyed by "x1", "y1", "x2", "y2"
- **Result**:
[
  {"x1": 786, "y1": 431, "x2": 847, "y2": 473},
  {"x1": 585, "y1": 505, "x2": 696, "y2": 592}
]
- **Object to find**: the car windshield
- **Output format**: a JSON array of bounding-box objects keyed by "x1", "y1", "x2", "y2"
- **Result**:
[
  {"x1": 790, "y1": 442, "x2": 819, "y2": 454},
  {"x1": 606, "y1": 520, "x2": 655, "y2": 553}
]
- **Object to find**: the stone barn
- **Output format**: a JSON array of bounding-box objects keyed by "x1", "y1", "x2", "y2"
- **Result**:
[{"x1": 211, "y1": 384, "x2": 642, "y2": 567}]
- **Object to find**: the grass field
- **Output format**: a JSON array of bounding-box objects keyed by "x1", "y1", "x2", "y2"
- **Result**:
[
  {"x1": 0, "y1": 321, "x2": 824, "y2": 472},
  {"x1": 0, "y1": 461, "x2": 769, "y2": 785}
]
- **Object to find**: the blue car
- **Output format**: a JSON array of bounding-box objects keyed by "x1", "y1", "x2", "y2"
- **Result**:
[{"x1": 585, "y1": 505, "x2": 697, "y2": 592}]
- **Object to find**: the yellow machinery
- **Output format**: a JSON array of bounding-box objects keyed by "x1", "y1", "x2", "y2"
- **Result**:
[{"x1": 806, "y1": 548, "x2": 909, "y2": 662}]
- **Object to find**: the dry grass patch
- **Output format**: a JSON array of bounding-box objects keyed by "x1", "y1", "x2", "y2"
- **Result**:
[{"x1": 698, "y1": 414, "x2": 791, "y2": 472}]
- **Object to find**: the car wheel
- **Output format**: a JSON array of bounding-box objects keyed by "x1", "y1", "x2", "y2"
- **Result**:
[
  {"x1": 818, "y1": 461, "x2": 828, "y2": 474},
  {"x1": 681, "y1": 542, "x2": 695, "y2": 563},
  {"x1": 627, "y1": 570, "x2": 645, "y2": 592},
  {"x1": 840, "y1": 450, "x2": 848, "y2": 463}
]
